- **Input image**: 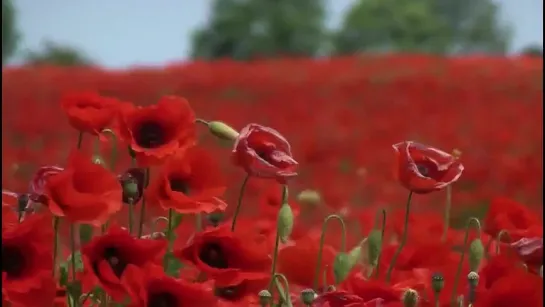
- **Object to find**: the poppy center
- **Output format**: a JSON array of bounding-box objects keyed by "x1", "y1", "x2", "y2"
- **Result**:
[
  {"x1": 199, "y1": 243, "x2": 228, "y2": 269},
  {"x1": 215, "y1": 285, "x2": 240, "y2": 300},
  {"x1": 103, "y1": 247, "x2": 126, "y2": 277},
  {"x1": 416, "y1": 163, "x2": 430, "y2": 177},
  {"x1": 135, "y1": 121, "x2": 165, "y2": 148},
  {"x1": 148, "y1": 292, "x2": 178, "y2": 307},
  {"x1": 169, "y1": 178, "x2": 190, "y2": 195},
  {"x1": 1, "y1": 244, "x2": 25, "y2": 278}
]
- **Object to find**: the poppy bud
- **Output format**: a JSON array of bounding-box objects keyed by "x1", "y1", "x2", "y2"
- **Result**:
[
  {"x1": 258, "y1": 289, "x2": 272, "y2": 306},
  {"x1": 277, "y1": 203, "x2": 294, "y2": 243},
  {"x1": 347, "y1": 243, "x2": 363, "y2": 268},
  {"x1": 431, "y1": 272, "x2": 444, "y2": 294},
  {"x1": 367, "y1": 230, "x2": 383, "y2": 268},
  {"x1": 468, "y1": 239, "x2": 484, "y2": 271},
  {"x1": 92, "y1": 155, "x2": 106, "y2": 166},
  {"x1": 300, "y1": 288, "x2": 316, "y2": 305},
  {"x1": 333, "y1": 252, "x2": 352, "y2": 284},
  {"x1": 123, "y1": 180, "x2": 140, "y2": 203},
  {"x1": 208, "y1": 121, "x2": 239, "y2": 141},
  {"x1": 296, "y1": 189, "x2": 321, "y2": 206},
  {"x1": 402, "y1": 288, "x2": 418, "y2": 307}
]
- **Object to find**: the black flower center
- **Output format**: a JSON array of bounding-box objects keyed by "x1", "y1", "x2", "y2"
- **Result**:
[
  {"x1": 103, "y1": 247, "x2": 126, "y2": 277},
  {"x1": 148, "y1": 292, "x2": 178, "y2": 307},
  {"x1": 199, "y1": 243, "x2": 228, "y2": 269},
  {"x1": 2, "y1": 244, "x2": 25, "y2": 278},
  {"x1": 169, "y1": 178, "x2": 190, "y2": 195},
  {"x1": 135, "y1": 121, "x2": 165, "y2": 148},
  {"x1": 215, "y1": 286, "x2": 240, "y2": 301},
  {"x1": 416, "y1": 163, "x2": 430, "y2": 177}
]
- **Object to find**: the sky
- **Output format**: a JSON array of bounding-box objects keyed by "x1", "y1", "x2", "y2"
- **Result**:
[{"x1": 13, "y1": 0, "x2": 544, "y2": 68}]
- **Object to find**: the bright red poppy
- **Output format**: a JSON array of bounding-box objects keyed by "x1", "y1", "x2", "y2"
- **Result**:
[
  {"x1": 176, "y1": 224, "x2": 271, "y2": 287},
  {"x1": 147, "y1": 146, "x2": 228, "y2": 214},
  {"x1": 61, "y1": 91, "x2": 120, "y2": 135},
  {"x1": 117, "y1": 96, "x2": 196, "y2": 166},
  {"x1": 232, "y1": 123, "x2": 298, "y2": 184},
  {"x1": 121, "y1": 264, "x2": 218, "y2": 307},
  {"x1": 392, "y1": 141, "x2": 463, "y2": 194},
  {"x1": 483, "y1": 197, "x2": 543, "y2": 242},
  {"x1": 43, "y1": 150, "x2": 123, "y2": 226},
  {"x1": 80, "y1": 226, "x2": 167, "y2": 300}
]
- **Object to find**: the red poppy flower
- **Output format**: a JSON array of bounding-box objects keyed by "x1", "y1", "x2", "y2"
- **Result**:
[
  {"x1": 314, "y1": 290, "x2": 365, "y2": 307},
  {"x1": 392, "y1": 141, "x2": 463, "y2": 194},
  {"x1": 117, "y1": 96, "x2": 196, "y2": 166},
  {"x1": 483, "y1": 197, "x2": 543, "y2": 242},
  {"x1": 232, "y1": 123, "x2": 298, "y2": 184},
  {"x1": 80, "y1": 226, "x2": 167, "y2": 300},
  {"x1": 121, "y1": 264, "x2": 218, "y2": 307},
  {"x1": 2, "y1": 214, "x2": 56, "y2": 307},
  {"x1": 479, "y1": 270, "x2": 543, "y2": 307},
  {"x1": 480, "y1": 253, "x2": 523, "y2": 289},
  {"x1": 44, "y1": 150, "x2": 123, "y2": 226},
  {"x1": 147, "y1": 146, "x2": 228, "y2": 214},
  {"x1": 29, "y1": 165, "x2": 64, "y2": 195},
  {"x1": 213, "y1": 277, "x2": 268, "y2": 305},
  {"x1": 61, "y1": 91, "x2": 120, "y2": 135},
  {"x1": 343, "y1": 274, "x2": 402, "y2": 304},
  {"x1": 176, "y1": 224, "x2": 271, "y2": 287},
  {"x1": 510, "y1": 237, "x2": 543, "y2": 269}
]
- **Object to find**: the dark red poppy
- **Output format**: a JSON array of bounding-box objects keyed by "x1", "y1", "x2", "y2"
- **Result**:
[
  {"x1": 213, "y1": 277, "x2": 269, "y2": 304},
  {"x1": 117, "y1": 96, "x2": 196, "y2": 166},
  {"x1": 2, "y1": 214, "x2": 56, "y2": 307},
  {"x1": 483, "y1": 197, "x2": 543, "y2": 242},
  {"x1": 176, "y1": 224, "x2": 271, "y2": 287},
  {"x1": 44, "y1": 150, "x2": 123, "y2": 226},
  {"x1": 61, "y1": 91, "x2": 120, "y2": 135},
  {"x1": 313, "y1": 290, "x2": 365, "y2": 307},
  {"x1": 479, "y1": 270, "x2": 543, "y2": 307},
  {"x1": 121, "y1": 264, "x2": 218, "y2": 307},
  {"x1": 232, "y1": 123, "x2": 298, "y2": 184},
  {"x1": 80, "y1": 226, "x2": 167, "y2": 301},
  {"x1": 343, "y1": 274, "x2": 402, "y2": 304},
  {"x1": 392, "y1": 141, "x2": 463, "y2": 194},
  {"x1": 480, "y1": 253, "x2": 523, "y2": 289},
  {"x1": 147, "y1": 146, "x2": 228, "y2": 214}
]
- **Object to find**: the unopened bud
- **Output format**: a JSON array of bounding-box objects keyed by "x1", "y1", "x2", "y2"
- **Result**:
[
  {"x1": 469, "y1": 239, "x2": 484, "y2": 272},
  {"x1": 258, "y1": 289, "x2": 272, "y2": 306},
  {"x1": 277, "y1": 203, "x2": 294, "y2": 243},
  {"x1": 300, "y1": 288, "x2": 316, "y2": 305},
  {"x1": 208, "y1": 121, "x2": 239, "y2": 141},
  {"x1": 333, "y1": 252, "x2": 352, "y2": 284},
  {"x1": 431, "y1": 272, "x2": 444, "y2": 293},
  {"x1": 92, "y1": 155, "x2": 106, "y2": 166},
  {"x1": 367, "y1": 230, "x2": 383, "y2": 268},
  {"x1": 296, "y1": 189, "x2": 321, "y2": 206},
  {"x1": 402, "y1": 288, "x2": 418, "y2": 307}
]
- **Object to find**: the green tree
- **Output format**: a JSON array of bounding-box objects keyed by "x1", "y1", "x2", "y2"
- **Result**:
[
  {"x1": 191, "y1": 0, "x2": 327, "y2": 60},
  {"x1": 2, "y1": 0, "x2": 21, "y2": 64},
  {"x1": 24, "y1": 41, "x2": 93, "y2": 66},
  {"x1": 333, "y1": 0, "x2": 512, "y2": 55},
  {"x1": 521, "y1": 44, "x2": 543, "y2": 58}
]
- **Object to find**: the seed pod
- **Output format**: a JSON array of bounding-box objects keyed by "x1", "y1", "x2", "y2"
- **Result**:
[
  {"x1": 258, "y1": 289, "x2": 272, "y2": 306},
  {"x1": 469, "y1": 239, "x2": 484, "y2": 272},
  {"x1": 300, "y1": 289, "x2": 316, "y2": 305},
  {"x1": 402, "y1": 288, "x2": 418, "y2": 307},
  {"x1": 431, "y1": 272, "x2": 444, "y2": 294},
  {"x1": 277, "y1": 203, "x2": 294, "y2": 243},
  {"x1": 367, "y1": 230, "x2": 383, "y2": 267},
  {"x1": 208, "y1": 121, "x2": 239, "y2": 141}
]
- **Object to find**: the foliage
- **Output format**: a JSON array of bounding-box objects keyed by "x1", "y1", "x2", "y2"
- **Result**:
[
  {"x1": 23, "y1": 41, "x2": 93, "y2": 66},
  {"x1": 2, "y1": 0, "x2": 20, "y2": 64}
]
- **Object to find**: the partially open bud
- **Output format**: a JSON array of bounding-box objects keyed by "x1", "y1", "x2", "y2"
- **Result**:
[
  {"x1": 258, "y1": 289, "x2": 272, "y2": 306},
  {"x1": 367, "y1": 230, "x2": 383, "y2": 268},
  {"x1": 431, "y1": 272, "x2": 444, "y2": 294},
  {"x1": 402, "y1": 288, "x2": 418, "y2": 307},
  {"x1": 469, "y1": 238, "x2": 484, "y2": 272},
  {"x1": 296, "y1": 189, "x2": 321, "y2": 206},
  {"x1": 208, "y1": 121, "x2": 239, "y2": 141},
  {"x1": 333, "y1": 252, "x2": 352, "y2": 284},
  {"x1": 277, "y1": 203, "x2": 294, "y2": 243},
  {"x1": 300, "y1": 288, "x2": 316, "y2": 305}
]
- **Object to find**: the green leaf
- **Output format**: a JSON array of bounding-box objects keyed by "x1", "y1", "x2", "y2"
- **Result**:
[
  {"x1": 79, "y1": 224, "x2": 94, "y2": 244},
  {"x1": 171, "y1": 213, "x2": 184, "y2": 230},
  {"x1": 66, "y1": 251, "x2": 84, "y2": 271},
  {"x1": 163, "y1": 252, "x2": 184, "y2": 278},
  {"x1": 59, "y1": 265, "x2": 69, "y2": 287}
]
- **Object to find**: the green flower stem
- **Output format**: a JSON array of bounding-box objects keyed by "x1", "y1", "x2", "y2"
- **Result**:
[
  {"x1": 450, "y1": 217, "x2": 481, "y2": 306},
  {"x1": 69, "y1": 223, "x2": 79, "y2": 307},
  {"x1": 385, "y1": 191, "x2": 413, "y2": 282},
  {"x1": 52, "y1": 217, "x2": 60, "y2": 277},
  {"x1": 230, "y1": 175, "x2": 250, "y2": 232},
  {"x1": 495, "y1": 229, "x2": 510, "y2": 255},
  {"x1": 373, "y1": 208, "x2": 386, "y2": 279},
  {"x1": 137, "y1": 168, "x2": 150, "y2": 238},
  {"x1": 127, "y1": 158, "x2": 136, "y2": 235},
  {"x1": 100, "y1": 129, "x2": 118, "y2": 171},
  {"x1": 313, "y1": 214, "x2": 347, "y2": 290},
  {"x1": 441, "y1": 185, "x2": 452, "y2": 242},
  {"x1": 195, "y1": 118, "x2": 210, "y2": 126},
  {"x1": 272, "y1": 273, "x2": 292, "y2": 307},
  {"x1": 167, "y1": 210, "x2": 175, "y2": 251},
  {"x1": 268, "y1": 186, "x2": 288, "y2": 292}
]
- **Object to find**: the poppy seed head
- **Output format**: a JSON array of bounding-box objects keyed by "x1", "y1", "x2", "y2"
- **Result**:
[{"x1": 300, "y1": 288, "x2": 316, "y2": 305}]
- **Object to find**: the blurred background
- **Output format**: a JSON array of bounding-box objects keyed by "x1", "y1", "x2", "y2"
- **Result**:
[{"x1": 2, "y1": 0, "x2": 543, "y2": 225}]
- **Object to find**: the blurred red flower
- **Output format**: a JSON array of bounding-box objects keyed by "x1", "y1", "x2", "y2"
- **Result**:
[
  {"x1": 80, "y1": 226, "x2": 167, "y2": 300},
  {"x1": 117, "y1": 96, "x2": 196, "y2": 166},
  {"x1": 479, "y1": 270, "x2": 543, "y2": 307},
  {"x1": 483, "y1": 197, "x2": 543, "y2": 242},
  {"x1": 176, "y1": 224, "x2": 271, "y2": 287},
  {"x1": 44, "y1": 150, "x2": 123, "y2": 226},
  {"x1": 121, "y1": 264, "x2": 218, "y2": 307},
  {"x1": 233, "y1": 123, "x2": 298, "y2": 184},
  {"x1": 61, "y1": 91, "x2": 120, "y2": 136},
  {"x1": 147, "y1": 146, "x2": 228, "y2": 214},
  {"x1": 392, "y1": 141, "x2": 463, "y2": 194}
]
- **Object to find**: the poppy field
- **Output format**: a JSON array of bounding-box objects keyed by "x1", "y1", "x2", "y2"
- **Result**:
[{"x1": 1, "y1": 55, "x2": 543, "y2": 307}]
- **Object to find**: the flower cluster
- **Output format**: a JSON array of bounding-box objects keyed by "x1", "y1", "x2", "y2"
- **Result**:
[{"x1": 1, "y1": 90, "x2": 542, "y2": 307}]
